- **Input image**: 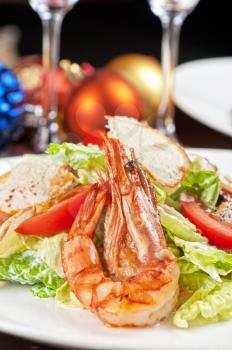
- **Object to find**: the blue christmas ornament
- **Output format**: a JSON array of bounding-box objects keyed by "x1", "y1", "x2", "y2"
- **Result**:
[{"x1": 0, "y1": 63, "x2": 25, "y2": 148}]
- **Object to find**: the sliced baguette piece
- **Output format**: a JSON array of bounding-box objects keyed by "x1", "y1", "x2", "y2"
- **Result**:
[
  {"x1": 107, "y1": 116, "x2": 190, "y2": 188},
  {"x1": 0, "y1": 155, "x2": 75, "y2": 214}
]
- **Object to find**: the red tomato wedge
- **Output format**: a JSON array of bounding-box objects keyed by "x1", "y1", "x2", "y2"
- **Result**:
[
  {"x1": 16, "y1": 185, "x2": 93, "y2": 236},
  {"x1": 181, "y1": 197, "x2": 232, "y2": 249}
]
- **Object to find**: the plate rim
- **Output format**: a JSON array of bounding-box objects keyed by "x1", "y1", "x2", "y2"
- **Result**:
[{"x1": 174, "y1": 57, "x2": 232, "y2": 138}]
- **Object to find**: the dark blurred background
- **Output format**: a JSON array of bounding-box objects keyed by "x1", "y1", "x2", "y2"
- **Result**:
[
  {"x1": 0, "y1": 0, "x2": 231, "y2": 67},
  {"x1": 0, "y1": 0, "x2": 232, "y2": 151}
]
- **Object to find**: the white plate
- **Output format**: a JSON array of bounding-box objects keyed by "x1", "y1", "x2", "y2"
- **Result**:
[
  {"x1": 0, "y1": 149, "x2": 232, "y2": 350},
  {"x1": 175, "y1": 58, "x2": 232, "y2": 137}
]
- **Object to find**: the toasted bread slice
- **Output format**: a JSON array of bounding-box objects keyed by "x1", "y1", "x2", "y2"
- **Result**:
[
  {"x1": 107, "y1": 116, "x2": 190, "y2": 188},
  {"x1": 0, "y1": 156, "x2": 75, "y2": 214}
]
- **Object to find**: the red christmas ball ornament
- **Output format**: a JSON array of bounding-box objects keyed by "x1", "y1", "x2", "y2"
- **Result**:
[{"x1": 65, "y1": 69, "x2": 144, "y2": 139}]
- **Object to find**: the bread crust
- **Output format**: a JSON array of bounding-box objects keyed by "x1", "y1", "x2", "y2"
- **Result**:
[{"x1": 107, "y1": 116, "x2": 190, "y2": 188}]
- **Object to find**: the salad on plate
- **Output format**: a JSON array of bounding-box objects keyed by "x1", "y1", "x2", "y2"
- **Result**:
[{"x1": 1, "y1": 116, "x2": 232, "y2": 328}]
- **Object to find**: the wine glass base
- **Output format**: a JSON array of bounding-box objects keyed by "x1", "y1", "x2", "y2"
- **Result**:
[
  {"x1": 156, "y1": 116, "x2": 178, "y2": 142},
  {"x1": 31, "y1": 125, "x2": 62, "y2": 153}
]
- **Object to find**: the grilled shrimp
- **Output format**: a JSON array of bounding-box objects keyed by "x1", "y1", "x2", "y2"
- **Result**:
[{"x1": 62, "y1": 138, "x2": 179, "y2": 327}]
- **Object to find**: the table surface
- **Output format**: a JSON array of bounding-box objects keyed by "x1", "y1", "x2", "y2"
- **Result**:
[{"x1": 0, "y1": 108, "x2": 232, "y2": 349}]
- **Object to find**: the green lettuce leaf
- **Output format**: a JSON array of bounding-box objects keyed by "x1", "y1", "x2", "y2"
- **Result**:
[
  {"x1": 178, "y1": 258, "x2": 199, "y2": 277},
  {"x1": 154, "y1": 185, "x2": 166, "y2": 205},
  {"x1": 166, "y1": 209, "x2": 232, "y2": 328},
  {"x1": 158, "y1": 204, "x2": 206, "y2": 242},
  {"x1": 31, "y1": 284, "x2": 57, "y2": 298},
  {"x1": 34, "y1": 233, "x2": 67, "y2": 278},
  {"x1": 174, "y1": 269, "x2": 232, "y2": 328},
  {"x1": 56, "y1": 282, "x2": 83, "y2": 308},
  {"x1": 173, "y1": 271, "x2": 218, "y2": 328},
  {"x1": 172, "y1": 160, "x2": 220, "y2": 208},
  {"x1": 174, "y1": 237, "x2": 232, "y2": 282},
  {"x1": 0, "y1": 250, "x2": 65, "y2": 297},
  {"x1": 46, "y1": 142, "x2": 106, "y2": 184},
  {"x1": 165, "y1": 233, "x2": 182, "y2": 257},
  {"x1": 178, "y1": 260, "x2": 216, "y2": 294}
]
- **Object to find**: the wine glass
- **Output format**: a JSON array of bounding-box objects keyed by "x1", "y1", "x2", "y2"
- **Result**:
[
  {"x1": 28, "y1": 0, "x2": 79, "y2": 152},
  {"x1": 148, "y1": 0, "x2": 200, "y2": 138}
]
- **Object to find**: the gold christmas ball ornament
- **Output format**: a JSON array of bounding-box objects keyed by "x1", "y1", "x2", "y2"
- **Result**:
[{"x1": 106, "y1": 54, "x2": 162, "y2": 121}]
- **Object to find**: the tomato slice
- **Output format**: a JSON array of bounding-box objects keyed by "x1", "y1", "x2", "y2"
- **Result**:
[
  {"x1": 16, "y1": 185, "x2": 93, "y2": 236},
  {"x1": 181, "y1": 197, "x2": 232, "y2": 249},
  {"x1": 83, "y1": 129, "x2": 107, "y2": 148}
]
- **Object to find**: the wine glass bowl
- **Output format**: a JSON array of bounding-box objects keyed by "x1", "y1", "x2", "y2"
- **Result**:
[
  {"x1": 29, "y1": 0, "x2": 78, "y2": 16},
  {"x1": 149, "y1": 0, "x2": 200, "y2": 17}
]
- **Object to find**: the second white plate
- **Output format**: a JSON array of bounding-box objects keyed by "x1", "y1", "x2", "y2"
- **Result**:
[{"x1": 175, "y1": 57, "x2": 232, "y2": 137}]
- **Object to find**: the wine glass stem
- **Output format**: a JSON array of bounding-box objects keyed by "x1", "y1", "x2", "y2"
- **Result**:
[
  {"x1": 37, "y1": 12, "x2": 63, "y2": 149},
  {"x1": 42, "y1": 14, "x2": 62, "y2": 120},
  {"x1": 157, "y1": 14, "x2": 183, "y2": 138}
]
